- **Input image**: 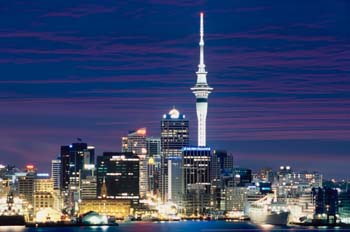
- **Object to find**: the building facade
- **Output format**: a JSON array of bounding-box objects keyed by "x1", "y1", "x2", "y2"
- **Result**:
[
  {"x1": 160, "y1": 108, "x2": 189, "y2": 203},
  {"x1": 146, "y1": 137, "x2": 161, "y2": 195},
  {"x1": 51, "y1": 159, "x2": 61, "y2": 191},
  {"x1": 182, "y1": 147, "x2": 211, "y2": 215},
  {"x1": 122, "y1": 128, "x2": 148, "y2": 198},
  {"x1": 96, "y1": 152, "x2": 139, "y2": 205},
  {"x1": 60, "y1": 142, "x2": 95, "y2": 196}
]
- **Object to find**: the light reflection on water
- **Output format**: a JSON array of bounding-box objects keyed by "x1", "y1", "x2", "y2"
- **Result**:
[
  {"x1": 0, "y1": 221, "x2": 349, "y2": 232},
  {"x1": 0, "y1": 226, "x2": 26, "y2": 232}
]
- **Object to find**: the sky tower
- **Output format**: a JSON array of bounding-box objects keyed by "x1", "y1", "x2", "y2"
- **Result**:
[{"x1": 191, "y1": 12, "x2": 213, "y2": 147}]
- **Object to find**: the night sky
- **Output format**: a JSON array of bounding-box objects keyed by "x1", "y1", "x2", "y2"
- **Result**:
[{"x1": 0, "y1": 1, "x2": 349, "y2": 179}]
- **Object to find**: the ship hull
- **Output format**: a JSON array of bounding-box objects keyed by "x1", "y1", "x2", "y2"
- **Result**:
[
  {"x1": 0, "y1": 215, "x2": 25, "y2": 226},
  {"x1": 248, "y1": 208, "x2": 289, "y2": 225}
]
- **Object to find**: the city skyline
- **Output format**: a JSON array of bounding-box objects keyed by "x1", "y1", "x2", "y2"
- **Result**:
[{"x1": 0, "y1": 1, "x2": 349, "y2": 179}]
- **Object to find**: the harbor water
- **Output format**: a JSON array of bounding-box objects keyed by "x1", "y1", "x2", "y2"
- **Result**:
[{"x1": 0, "y1": 220, "x2": 349, "y2": 232}]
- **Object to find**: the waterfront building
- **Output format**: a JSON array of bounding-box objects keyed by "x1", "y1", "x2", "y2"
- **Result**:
[
  {"x1": 210, "y1": 150, "x2": 234, "y2": 210},
  {"x1": 312, "y1": 187, "x2": 338, "y2": 223},
  {"x1": 191, "y1": 12, "x2": 213, "y2": 147},
  {"x1": 122, "y1": 128, "x2": 148, "y2": 198},
  {"x1": 222, "y1": 186, "x2": 246, "y2": 211},
  {"x1": 79, "y1": 199, "x2": 132, "y2": 219},
  {"x1": 96, "y1": 152, "x2": 139, "y2": 205},
  {"x1": 339, "y1": 190, "x2": 350, "y2": 223},
  {"x1": 160, "y1": 108, "x2": 189, "y2": 203},
  {"x1": 182, "y1": 147, "x2": 211, "y2": 215}
]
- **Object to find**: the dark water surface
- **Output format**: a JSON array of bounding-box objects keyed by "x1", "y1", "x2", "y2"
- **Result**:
[{"x1": 1, "y1": 221, "x2": 350, "y2": 232}]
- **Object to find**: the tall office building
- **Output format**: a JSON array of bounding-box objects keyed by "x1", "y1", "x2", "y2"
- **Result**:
[
  {"x1": 121, "y1": 128, "x2": 147, "y2": 198},
  {"x1": 60, "y1": 142, "x2": 95, "y2": 207},
  {"x1": 182, "y1": 147, "x2": 211, "y2": 215},
  {"x1": 160, "y1": 108, "x2": 189, "y2": 203},
  {"x1": 210, "y1": 150, "x2": 234, "y2": 210},
  {"x1": 211, "y1": 150, "x2": 234, "y2": 181},
  {"x1": 51, "y1": 159, "x2": 61, "y2": 190},
  {"x1": 18, "y1": 173, "x2": 35, "y2": 205},
  {"x1": 146, "y1": 137, "x2": 161, "y2": 195},
  {"x1": 96, "y1": 152, "x2": 139, "y2": 205},
  {"x1": 312, "y1": 187, "x2": 339, "y2": 223},
  {"x1": 191, "y1": 12, "x2": 213, "y2": 147}
]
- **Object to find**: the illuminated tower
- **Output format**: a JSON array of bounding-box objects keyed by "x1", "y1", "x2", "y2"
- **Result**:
[{"x1": 191, "y1": 12, "x2": 213, "y2": 147}]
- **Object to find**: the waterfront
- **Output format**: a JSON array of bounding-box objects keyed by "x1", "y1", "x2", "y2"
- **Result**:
[{"x1": 1, "y1": 221, "x2": 350, "y2": 232}]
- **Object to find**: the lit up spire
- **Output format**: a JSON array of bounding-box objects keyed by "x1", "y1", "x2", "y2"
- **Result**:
[
  {"x1": 198, "y1": 12, "x2": 205, "y2": 73},
  {"x1": 191, "y1": 12, "x2": 213, "y2": 147}
]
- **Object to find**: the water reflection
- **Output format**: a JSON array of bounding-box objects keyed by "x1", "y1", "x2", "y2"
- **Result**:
[{"x1": 0, "y1": 226, "x2": 26, "y2": 232}]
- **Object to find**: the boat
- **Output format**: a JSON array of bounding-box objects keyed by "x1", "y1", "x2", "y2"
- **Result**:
[
  {"x1": 245, "y1": 194, "x2": 290, "y2": 226},
  {"x1": 0, "y1": 192, "x2": 26, "y2": 226}
]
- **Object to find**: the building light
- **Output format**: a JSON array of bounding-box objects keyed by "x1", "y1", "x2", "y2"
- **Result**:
[
  {"x1": 26, "y1": 164, "x2": 35, "y2": 170},
  {"x1": 136, "y1": 128, "x2": 147, "y2": 136},
  {"x1": 37, "y1": 173, "x2": 49, "y2": 177},
  {"x1": 182, "y1": 147, "x2": 211, "y2": 151}
]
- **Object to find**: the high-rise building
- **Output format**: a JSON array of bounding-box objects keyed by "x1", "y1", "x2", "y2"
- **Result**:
[
  {"x1": 17, "y1": 164, "x2": 38, "y2": 205},
  {"x1": 191, "y1": 12, "x2": 213, "y2": 147},
  {"x1": 312, "y1": 187, "x2": 339, "y2": 223},
  {"x1": 60, "y1": 143, "x2": 95, "y2": 193},
  {"x1": 59, "y1": 142, "x2": 95, "y2": 213},
  {"x1": 121, "y1": 128, "x2": 147, "y2": 198},
  {"x1": 96, "y1": 152, "x2": 139, "y2": 205},
  {"x1": 182, "y1": 147, "x2": 211, "y2": 215},
  {"x1": 160, "y1": 108, "x2": 189, "y2": 203},
  {"x1": 18, "y1": 173, "x2": 35, "y2": 205},
  {"x1": 211, "y1": 150, "x2": 234, "y2": 181},
  {"x1": 146, "y1": 137, "x2": 161, "y2": 195},
  {"x1": 51, "y1": 159, "x2": 61, "y2": 190},
  {"x1": 210, "y1": 150, "x2": 234, "y2": 210}
]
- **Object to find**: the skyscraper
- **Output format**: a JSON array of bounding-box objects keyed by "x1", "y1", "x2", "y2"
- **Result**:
[
  {"x1": 210, "y1": 150, "x2": 234, "y2": 210},
  {"x1": 211, "y1": 150, "x2": 234, "y2": 181},
  {"x1": 51, "y1": 159, "x2": 61, "y2": 190},
  {"x1": 191, "y1": 12, "x2": 213, "y2": 147},
  {"x1": 160, "y1": 108, "x2": 189, "y2": 202},
  {"x1": 96, "y1": 152, "x2": 139, "y2": 205},
  {"x1": 182, "y1": 147, "x2": 211, "y2": 215},
  {"x1": 146, "y1": 137, "x2": 161, "y2": 195},
  {"x1": 121, "y1": 128, "x2": 148, "y2": 198},
  {"x1": 59, "y1": 142, "x2": 95, "y2": 208}
]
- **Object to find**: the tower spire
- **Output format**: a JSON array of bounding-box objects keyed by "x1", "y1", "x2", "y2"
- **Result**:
[{"x1": 198, "y1": 12, "x2": 205, "y2": 73}]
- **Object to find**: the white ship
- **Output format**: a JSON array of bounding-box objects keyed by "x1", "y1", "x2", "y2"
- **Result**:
[{"x1": 246, "y1": 194, "x2": 290, "y2": 226}]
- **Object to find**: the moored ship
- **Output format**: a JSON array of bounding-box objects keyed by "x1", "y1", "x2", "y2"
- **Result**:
[
  {"x1": 0, "y1": 192, "x2": 26, "y2": 225},
  {"x1": 246, "y1": 194, "x2": 290, "y2": 226}
]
